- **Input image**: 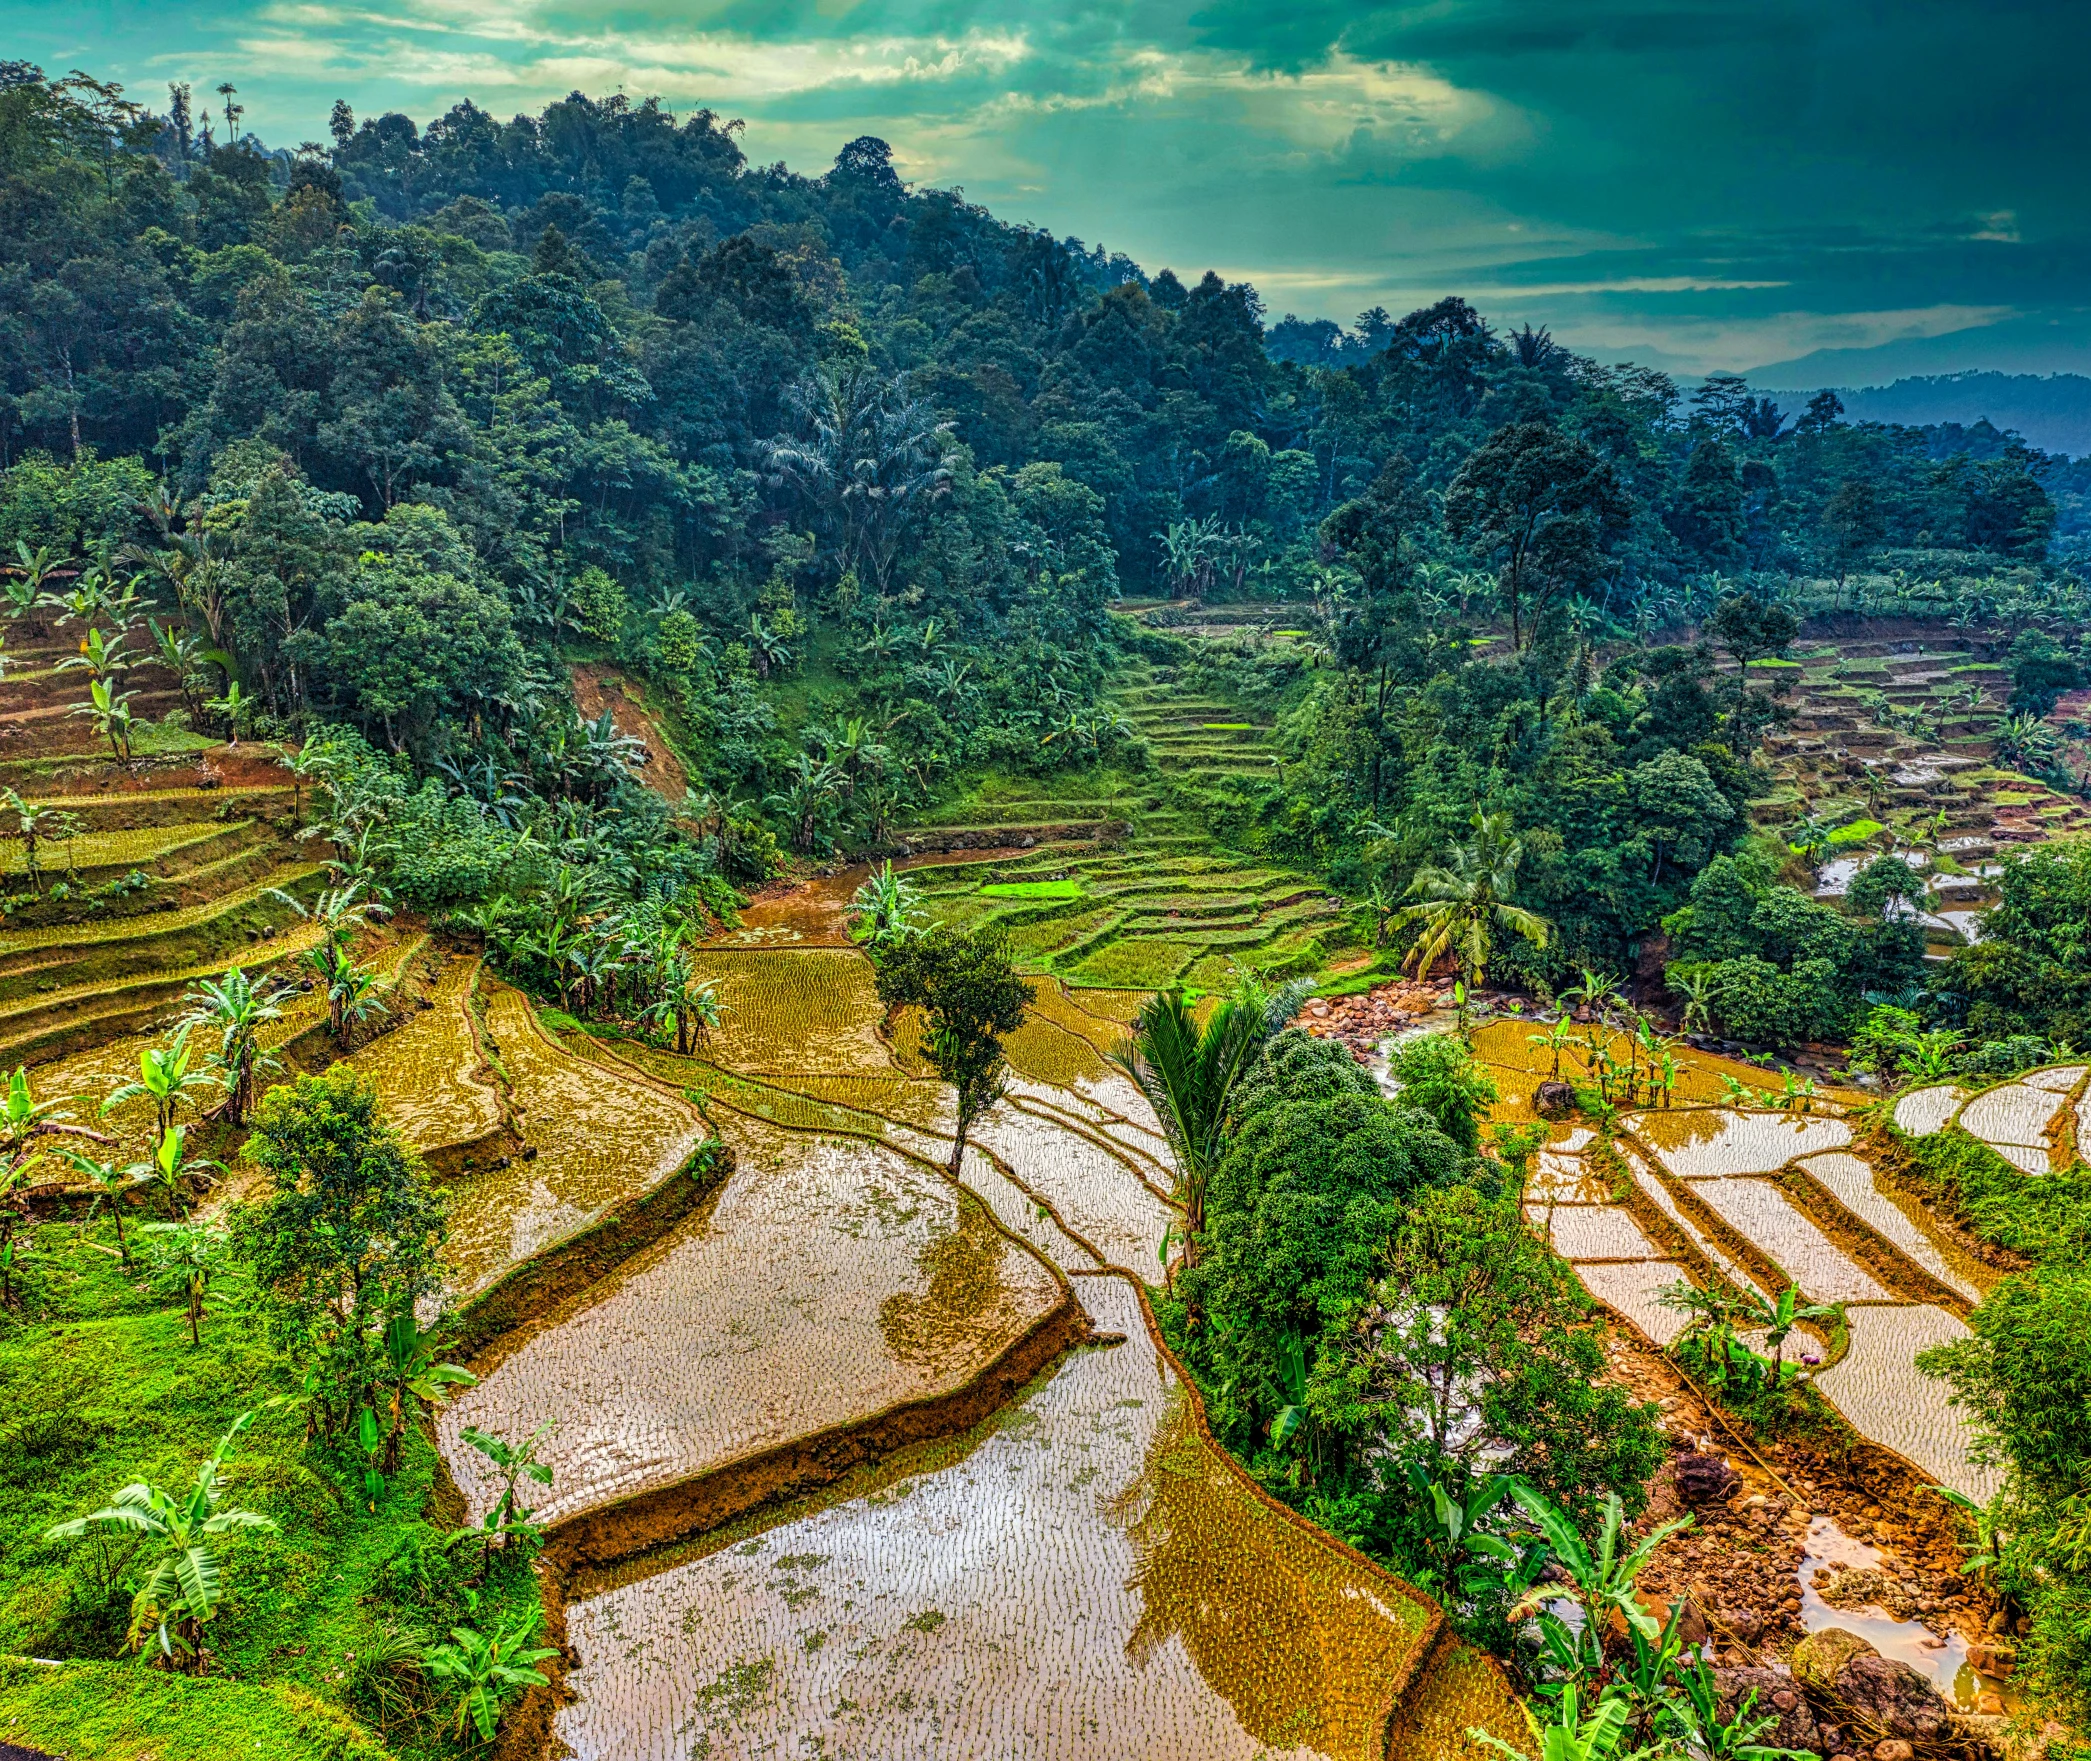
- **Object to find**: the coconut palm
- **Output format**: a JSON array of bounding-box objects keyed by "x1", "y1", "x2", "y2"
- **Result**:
[
  {"x1": 1395, "y1": 810, "x2": 1552, "y2": 991},
  {"x1": 1111, "y1": 971, "x2": 1310, "y2": 1277},
  {"x1": 45, "y1": 1411, "x2": 279, "y2": 1670},
  {"x1": 179, "y1": 968, "x2": 285, "y2": 1125}
]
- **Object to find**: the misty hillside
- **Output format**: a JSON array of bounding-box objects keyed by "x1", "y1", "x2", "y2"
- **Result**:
[{"x1": 1817, "y1": 372, "x2": 2091, "y2": 457}]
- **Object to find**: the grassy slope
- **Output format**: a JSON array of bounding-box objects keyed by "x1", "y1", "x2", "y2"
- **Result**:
[{"x1": 0, "y1": 1213, "x2": 538, "y2": 1760}]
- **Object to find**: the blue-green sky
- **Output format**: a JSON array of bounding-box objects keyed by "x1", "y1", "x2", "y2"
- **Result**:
[{"x1": 19, "y1": 0, "x2": 2088, "y2": 379}]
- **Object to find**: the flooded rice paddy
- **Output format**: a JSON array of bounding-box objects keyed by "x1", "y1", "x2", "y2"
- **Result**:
[
  {"x1": 268, "y1": 865, "x2": 2018, "y2": 1753},
  {"x1": 439, "y1": 984, "x2": 705, "y2": 1297},
  {"x1": 1813, "y1": 1307, "x2": 2001, "y2": 1503},
  {"x1": 555, "y1": 1278, "x2": 1443, "y2": 1761},
  {"x1": 440, "y1": 1114, "x2": 1062, "y2": 1530}
]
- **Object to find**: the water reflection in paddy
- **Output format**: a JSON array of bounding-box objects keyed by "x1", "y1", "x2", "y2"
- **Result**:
[
  {"x1": 1813, "y1": 1308, "x2": 2002, "y2": 1503},
  {"x1": 556, "y1": 1279, "x2": 1445, "y2": 1761},
  {"x1": 441, "y1": 1114, "x2": 1061, "y2": 1530},
  {"x1": 1627, "y1": 1108, "x2": 1851, "y2": 1177},
  {"x1": 1796, "y1": 1152, "x2": 1989, "y2": 1301}
]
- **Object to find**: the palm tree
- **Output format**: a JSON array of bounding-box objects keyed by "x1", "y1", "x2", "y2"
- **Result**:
[
  {"x1": 44, "y1": 1411, "x2": 279, "y2": 1670},
  {"x1": 762, "y1": 364, "x2": 955, "y2": 596},
  {"x1": 104, "y1": 1025, "x2": 221, "y2": 1138},
  {"x1": 1395, "y1": 810, "x2": 1552, "y2": 992},
  {"x1": 179, "y1": 968, "x2": 285, "y2": 1125},
  {"x1": 1110, "y1": 971, "x2": 1310, "y2": 1278}
]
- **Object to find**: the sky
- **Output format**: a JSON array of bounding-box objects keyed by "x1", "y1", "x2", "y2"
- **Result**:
[{"x1": 15, "y1": 0, "x2": 2091, "y2": 379}]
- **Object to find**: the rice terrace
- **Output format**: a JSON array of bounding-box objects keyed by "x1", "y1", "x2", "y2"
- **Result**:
[{"x1": 2, "y1": 37, "x2": 2090, "y2": 1761}]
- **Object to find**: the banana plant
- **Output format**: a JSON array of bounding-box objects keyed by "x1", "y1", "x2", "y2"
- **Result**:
[
  {"x1": 1468, "y1": 1682, "x2": 1637, "y2": 1761},
  {"x1": 70, "y1": 675, "x2": 135, "y2": 760},
  {"x1": 1928, "y1": 1484, "x2": 2008, "y2": 1595},
  {"x1": 43, "y1": 1411, "x2": 279, "y2": 1670},
  {"x1": 449, "y1": 1422, "x2": 556, "y2": 1581},
  {"x1": 141, "y1": 1219, "x2": 230, "y2": 1347},
  {"x1": 424, "y1": 1605, "x2": 561, "y2": 1741},
  {"x1": 372, "y1": 1311, "x2": 476, "y2": 1473},
  {"x1": 54, "y1": 624, "x2": 132, "y2": 684},
  {"x1": 104, "y1": 1025, "x2": 221, "y2": 1137},
  {"x1": 1508, "y1": 1483, "x2": 1694, "y2": 1677}
]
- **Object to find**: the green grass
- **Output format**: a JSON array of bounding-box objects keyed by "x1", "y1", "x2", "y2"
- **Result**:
[
  {"x1": 0, "y1": 1657, "x2": 386, "y2": 1760},
  {"x1": 1197, "y1": 722, "x2": 1256, "y2": 730},
  {"x1": 977, "y1": 879, "x2": 1086, "y2": 899},
  {"x1": 1827, "y1": 818, "x2": 1887, "y2": 846},
  {"x1": 0, "y1": 1216, "x2": 538, "y2": 1761}
]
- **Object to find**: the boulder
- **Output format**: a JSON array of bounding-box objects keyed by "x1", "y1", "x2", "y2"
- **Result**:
[
  {"x1": 1535, "y1": 1080, "x2": 1576, "y2": 1118},
  {"x1": 1674, "y1": 1452, "x2": 1742, "y2": 1509},
  {"x1": 1792, "y1": 1628, "x2": 1957, "y2": 1745},
  {"x1": 1713, "y1": 1667, "x2": 1821, "y2": 1754}
]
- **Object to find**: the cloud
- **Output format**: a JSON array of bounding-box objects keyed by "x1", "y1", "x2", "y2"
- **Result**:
[{"x1": 23, "y1": 0, "x2": 2086, "y2": 374}]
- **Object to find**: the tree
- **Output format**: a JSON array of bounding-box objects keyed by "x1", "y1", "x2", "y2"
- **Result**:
[
  {"x1": 1709, "y1": 592, "x2": 1800, "y2": 751},
  {"x1": 1111, "y1": 972, "x2": 1308, "y2": 1273},
  {"x1": 1821, "y1": 477, "x2": 1884, "y2": 584},
  {"x1": 869, "y1": 926, "x2": 1033, "y2": 1175},
  {"x1": 234, "y1": 1070, "x2": 448, "y2": 1440},
  {"x1": 1443, "y1": 422, "x2": 1630, "y2": 651},
  {"x1": 1395, "y1": 810, "x2": 1552, "y2": 990},
  {"x1": 1384, "y1": 1032, "x2": 1499, "y2": 1155},
  {"x1": 1185, "y1": 1030, "x2": 1466, "y2": 1484},
  {"x1": 44, "y1": 1411, "x2": 279, "y2": 1670},
  {"x1": 762, "y1": 364, "x2": 954, "y2": 595},
  {"x1": 1370, "y1": 1185, "x2": 1663, "y2": 1526}
]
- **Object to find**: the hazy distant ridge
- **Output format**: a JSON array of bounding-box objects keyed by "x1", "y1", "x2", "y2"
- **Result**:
[{"x1": 1799, "y1": 372, "x2": 2091, "y2": 457}]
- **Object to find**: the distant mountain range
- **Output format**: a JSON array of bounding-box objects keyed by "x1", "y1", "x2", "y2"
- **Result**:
[{"x1": 1775, "y1": 372, "x2": 2091, "y2": 458}]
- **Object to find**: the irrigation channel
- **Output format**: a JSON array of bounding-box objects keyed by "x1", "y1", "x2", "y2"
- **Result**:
[{"x1": 382, "y1": 863, "x2": 2023, "y2": 1756}]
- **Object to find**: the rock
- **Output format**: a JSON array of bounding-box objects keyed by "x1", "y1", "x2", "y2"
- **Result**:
[
  {"x1": 1794, "y1": 1629, "x2": 1959, "y2": 1745},
  {"x1": 1874, "y1": 1743, "x2": 1914, "y2": 1761},
  {"x1": 1674, "y1": 1452, "x2": 1742, "y2": 1508},
  {"x1": 1965, "y1": 1641, "x2": 2015, "y2": 1677},
  {"x1": 1535, "y1": 1080, "x2": 1576, "y2": 1118},
  {"x1": 1714, "y1": 1667, "x2": 1821, "y2": 1753}
]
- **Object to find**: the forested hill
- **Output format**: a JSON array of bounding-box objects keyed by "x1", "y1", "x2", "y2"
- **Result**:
[{"x1": 5, "y1": 65, "x2": 2090, "y2": 1010}]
